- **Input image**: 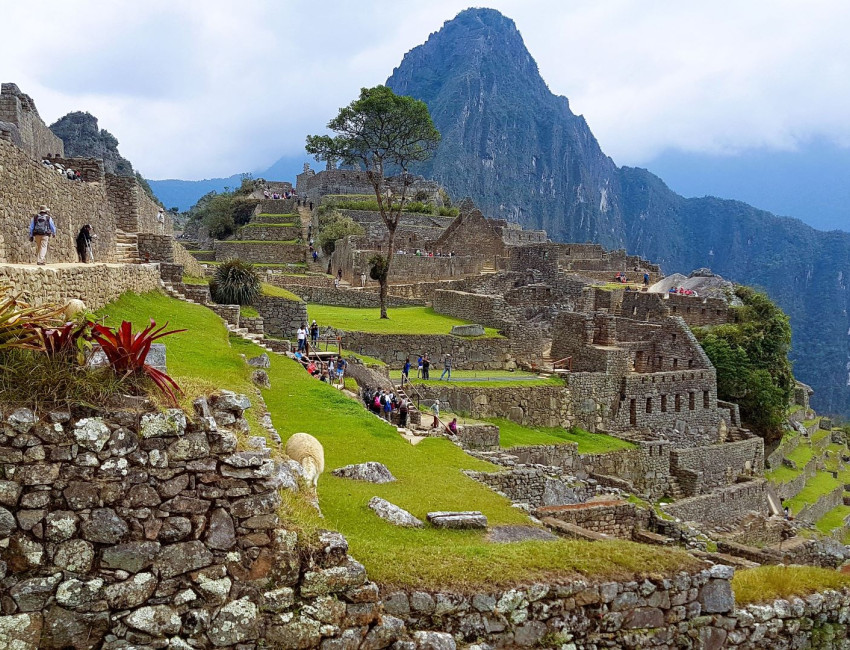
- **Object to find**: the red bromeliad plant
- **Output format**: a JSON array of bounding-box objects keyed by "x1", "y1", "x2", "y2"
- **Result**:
[
  {"x1": 33, "y1": 320, "x2": 94, "y2": 365},
  {"x1": 92, "y1": 320, "x2": 186, "y2": 405}
]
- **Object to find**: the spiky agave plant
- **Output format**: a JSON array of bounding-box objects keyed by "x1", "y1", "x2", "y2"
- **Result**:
[
  {"x1": 92, "y1": 320, "x2": 186, "y2": 405},
  {"x1": 0, "y1": 286, "x2": 64, "y2": 351},
  {"x1": 209, "y1": 259, "x2": 261, "y2": 306}
]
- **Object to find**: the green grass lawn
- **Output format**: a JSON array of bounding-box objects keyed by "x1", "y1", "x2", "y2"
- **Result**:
[
  {"x1": 766, "y1": 465, "x2": 801, "y2": 484},
  {"x1": 786, "y1": 443, "x2": 814, "y2": 468},
  {"x1": 733, "y1": 566, "x2": 850, "y2": 605},
  {"x1": 182, "y1": 275, "x2": 209, "y2": 285},
  {"x1": 490, "y1": 418, "x2": 636, "y2": 454},
  {"x1": 784, "y1": 471, "x2": 842, "y2": 514},
  {"x1": 308, "y1": 305, "x2": 502, "y2": 337},
  {"x1": 815, "y1": 504, "x2": 850, "y2": 535},
  {"x1": 261, "y1": 283, "x2": 301, "y2": 301},
  {"x1": 99, "y1": 291, "x2": 702, "y2": 590},
  {"x1": 812, "y1": 427, "x2": 832, "y2": 443}
]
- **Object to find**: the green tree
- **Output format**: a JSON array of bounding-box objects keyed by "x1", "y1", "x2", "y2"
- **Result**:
[
  {"x1": 317, "y1": 209, "x2": 364, "y2": 255},
  {"x1": 694, "y1": 286, "x2": 794, "y2": 441},
  {"x1": 306, "y1": 86, "x2": 440, "y2": 318}
]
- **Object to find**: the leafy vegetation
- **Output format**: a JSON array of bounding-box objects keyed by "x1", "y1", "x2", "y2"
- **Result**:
[
  {"x1": 784, "y1": 471, "x2": 841, "y2": 514},
  {"x1": 316, "y1": 207, "x2": 364, "y2": 254},
  {"x1": 185, "y1": 176, "x2": 261, "y2": 239},
  {"x1": 694, "y1": 285, "x2": 793, "y2": 441},
  {"x1": 733, "y1": 566, "x2": 850, "y2": 605},
  {"x1": 489, "y1": 418, "x2": 636, "y2": 454},
  {"x1": 210, "y1": 260, "x2": 261, "y2": 306},
  {"x1": 306, "y1": 304, "x2": 501, "y2": 337}
]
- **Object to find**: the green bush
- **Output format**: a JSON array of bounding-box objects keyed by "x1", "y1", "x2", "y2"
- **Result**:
[
  {"x1": 186, "y1": 176, "x2": 261, "y2": 240},
  {"x1": 210, "y1": 260, "x2": 261, "y2": 306},
  {"x1": 317, "y1": 209, "x2": 365, "y2": 255},
  {"x1": 694, "y1": 285, "x2": 793, "y2": 440}
]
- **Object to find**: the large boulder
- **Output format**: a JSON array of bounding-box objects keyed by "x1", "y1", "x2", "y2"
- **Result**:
[
  {"x1": 332, "y1": 462, "x2": 396, "y2": 484},
  {"x1": 369, "y1": 497, "x2": 424, "y2": 528}
]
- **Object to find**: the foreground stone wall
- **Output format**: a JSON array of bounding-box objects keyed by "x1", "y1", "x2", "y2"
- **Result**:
[
  {"x1": 380, "y1": 567, "x2": 850, "y2": 649},
  {"x1": 0, "y1": 263, "x2": 161, "y2": 311}
]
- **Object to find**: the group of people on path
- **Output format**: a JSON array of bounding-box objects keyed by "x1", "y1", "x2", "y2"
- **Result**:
[
  {"x1": 400, "y1": 353, "x2": 452, "y2": 383},
  {"x1": 26, "y1": 205, "x2": 98, "y2": 265},
  {"x1": 363, "y1": 388, "x2": 411, "y2": 426},
  {"x1": 296, "y1": 320, "x2": 324, "y2": 353},
  {"x1": 297, "y1": 351, "x2": 346, "y2": 385},
  {"x1": 262, "y1": 189, "x2": 295, "y2": 200},
  {"x1": 42, "y1": 159, "x2": 81, "y2": 181}
]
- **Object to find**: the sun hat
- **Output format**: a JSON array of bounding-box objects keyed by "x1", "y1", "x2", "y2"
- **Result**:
[{"x1": 39, "y1": 205, "x2": 49, "y2": 213}]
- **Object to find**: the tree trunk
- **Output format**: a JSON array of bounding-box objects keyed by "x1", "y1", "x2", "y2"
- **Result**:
[{"x1": 380, "y1": 223, "x2": 397, "y2": 319}]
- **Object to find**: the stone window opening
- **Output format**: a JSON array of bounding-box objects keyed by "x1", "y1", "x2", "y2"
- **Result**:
[
  {"x1": 661, "y1": 395, "x2": 667, "y2": 412},
  {"x1": 672, "y1": 358, "x2": 678, "y2": 370},
  {"x1": 688, "y1": 359, "x2": 694, "y2": 369},
  {"x1": 672, "y1": 333, "x2": 677, "y2": 342},
  {"x1": 689, "y1": 392, "x2": 695, "y2": 410},
  {"x1": 671, "y1": 306, "x2": 677, "y2": 313},
  {"x1": 703, "y1": 390, "x2": 710, "y2": 409},
  {"x1": 646, "y1": 397, "x2": 653, "y2": 413},
  {"x1": 675, "y1": 394, "x2": 682, "y2": 412},
  {"x1": 629, "y1": 399, "x2": 637, "y2": 426}
]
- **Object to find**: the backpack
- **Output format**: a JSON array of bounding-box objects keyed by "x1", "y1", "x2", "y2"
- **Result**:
[
  {"x1": 32, "y1": 213, "x2": 51, "y2": 236},
  {"x1": 374, "y1": 396, "x2": 381, "y2": 409}
]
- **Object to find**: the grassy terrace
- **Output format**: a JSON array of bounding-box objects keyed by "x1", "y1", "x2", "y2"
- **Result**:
[
  {"x1": 307, "y1": 305, "x2": 502, "y2": 337},
  {"x1": 815, "y1": 504, "x2": 850, "y2": 535},
  {"x1": 766, "y1": 465, "x2": 801, "y2": 484},
  {"x1": 489, "y1": 418, "x2": 637, "y2": 455},
  {"x1": 99, "y1": 291, "x2": 702, "y2": 589},
  {"x1": 178, "y1": 276, "x2": 301, "y2": 302},
  {"x1": 733, "y1": 566, "x2": 850, "y2": 605},
  {"x1": 786, "y1": 443, "x2": 814, "y2": 468},
  {"x1": 784, "y1": 471, "x2": 841, "y2": 514}
]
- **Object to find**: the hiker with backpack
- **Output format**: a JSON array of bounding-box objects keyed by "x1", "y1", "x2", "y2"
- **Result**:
[{"x1": 29, "y1": 205, "x2": 56, "y2": 265}]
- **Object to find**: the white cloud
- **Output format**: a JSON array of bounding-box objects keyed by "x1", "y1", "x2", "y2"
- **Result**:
[{"x1": 3, "y1": 0, "x2": 848, "y2": 178}]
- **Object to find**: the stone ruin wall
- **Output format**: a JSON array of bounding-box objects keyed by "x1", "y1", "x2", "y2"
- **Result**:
[
  {"x1": 0, "y1": 263, "x2": 161, "y2": 311},
  {"x1": 105, "y1": 174, "x2": 172, "y2": 237},
  {"x1": 431, "y1": 289, "x2": 515, "y2": 330},
  {"x1": 663, "y1": 479, "x2": 769, "y2": 526},
  {"x1": 296, "y1": 166, "x2": 442, "y2": 205},
  {"x1": 537, "y1": 501, "x2": 640, "y2": 538},
  {"x1": 0, "y1": 83, "x2": 64, "y2": 160},
  {"x1": 253, "y1": 296, "x2": 309, "y2": 339},
  {"x1": 0, "y1": 138, "x2": 119, "y2": 264},
  {"x1": 619, "y1": 291, "x2": 731, "y2": 328},
  {"x1": 290, "y1": 285, "x2": 425, "y2": 309},
  {"x1": 136, "y1": 234, "x2": 205, "y2": 277},
  {"x1": 670, "y1": 437, "x2": 764, "y2": 496},
  {"x1": 0, "y1": 397, "x2": 416, "y2": 649},
  {"x1": 213, "y1": 241, "x2": 305, "y2": 265}
]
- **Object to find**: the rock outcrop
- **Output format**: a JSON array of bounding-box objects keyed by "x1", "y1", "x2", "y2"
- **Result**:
[{"x1": 49, "y1": 111, "x2": 133, "y2": 176}]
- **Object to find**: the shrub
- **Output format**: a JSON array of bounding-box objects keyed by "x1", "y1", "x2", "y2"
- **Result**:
[
  {"x1": 92, "y1": 320, "x2": 185, "y2": 406},
  {"x1": 0, "y1": 287, "x2": 63, "y2": 350},
  {"x1": 317, "y1": 209, "x2": 364, "y2": 255},
  {"x1": 210, "y1": 260, "x2": 261, "y2": 306},
  {"x1": 694, "y1": 285, "x2": 793, "y2": 441}
]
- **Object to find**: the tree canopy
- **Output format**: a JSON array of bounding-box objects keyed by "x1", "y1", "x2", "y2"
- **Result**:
[{"x1": 694, "y1": 285, "x2": 794, "y2": 440}]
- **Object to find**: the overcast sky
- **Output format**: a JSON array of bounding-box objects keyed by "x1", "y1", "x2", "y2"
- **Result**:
[{"x1": 3, "y1": 0, "x2": 849, "y2": 180}]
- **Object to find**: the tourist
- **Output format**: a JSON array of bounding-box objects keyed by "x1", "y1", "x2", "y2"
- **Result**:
[
  {"x1": 643, "y1": 272, "x2": 650, "y2": 286},
  {"x1": 360, "y1": 272, "x2": 367, "y2": 287},
  {"x1": 264, "y1": 189, "x2": 270, "y2": 199},
  {"x1": 320, "y1": 369, "x2": 329, "y2": 382},
  {"x1": 337, "y1": 269, "x2": 343, "y2": 282},
  {"x1": 75, "y1": 170, "x2": 81, "y2": 181},
  {"x1": 75, "y1": 224, "x2": 95, "y2": 263},
  {"x1": 337, "y1": 357, "x2": 346, "y2": 385},
  {"x1": 402, "y1": 357, "x2": 411, "y2": 385},
  {"x1": 399, "y1": 398, "x2": 409, "y2": 428},
  {"x1": 422, "y1": 354, "x2": 430, "y2": 380},
  {"x1": 382, "y1": 393, "x2": 393, "y2": 421},
  {"x1": 430, "y1": 400, "x2": 440, "y2": 428},
  {"x1": 310, "y1": 320, "x2": 319, "y2": 347},
  {"x1": 29, "y1": 205, "x2": 56, "y2": 266},
  {"x1": 416, "y1": 354, "x2": 423, "y2": 378},
  {"x1": 157, "y1": 210, "x2": 165, "y2": 234},
  {"x1": 448, "y1": 417, "x2": 458, "y2": 435},
  {"x1": 440, "y1": 353, "x2": 452, "y2": 381},
  {"x1": 312, "y1": 250, "x2": 318, "y2": 263},
  {"x1": 296, "y1": 324, "x2": 307, "y2": 352},
  {"x1": 66, "y1": 168, "x2": 76, "y2": 181},
  {"x1": 333, "y1": 275, "x2": 340, "y2": 289}
]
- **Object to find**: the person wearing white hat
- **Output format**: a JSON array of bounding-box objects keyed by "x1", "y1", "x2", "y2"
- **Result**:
[{"x1": 29, "y1": 205, "x2": 56, "y2": 265}]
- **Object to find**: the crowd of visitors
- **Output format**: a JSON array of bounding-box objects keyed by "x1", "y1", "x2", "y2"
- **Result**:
[
  {"x1": 669, "y1": 286, "x2": 699, "y2": 297},
  {"x1": 42, "y1": 159, "x2": 81, "y2": 181},
  {"x1": 362, "y1": 387, "x2": 410, "y2": 426},
  {"x1": 262, "y1": 188, "x2": 295, "y2": 200}
]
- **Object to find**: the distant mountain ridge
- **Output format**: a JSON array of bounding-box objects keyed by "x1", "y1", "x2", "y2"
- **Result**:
[{"x1": 386, "y1": 8, "x2": 850, "y2": 416}]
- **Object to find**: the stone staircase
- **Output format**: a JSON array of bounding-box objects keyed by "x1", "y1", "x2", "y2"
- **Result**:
[
  {"x1": 158, "y1": 279, "x2": 273, "y2": 353},
  {"x1": 115, "y1": 229, "x2": 140, "y2": 263},
  {"x1": 667, "y1": 477, "x2": 686, "y2": 500}
]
